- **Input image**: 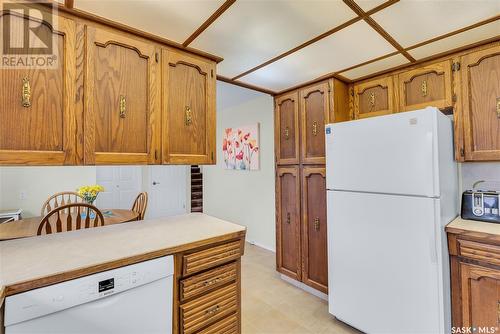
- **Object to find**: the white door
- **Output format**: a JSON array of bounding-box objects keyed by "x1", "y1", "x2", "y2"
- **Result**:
[
  {"x1": 326, "y1": 108, "x2": 450, "y2": 197},
  {"x1": 96, "y1": 167, "x2": 141, "y2": 210},
  {"x1": 147, "y1": 166, "x2": 188, "y2": 219},
  {"x1": 327, "y1": 190, "x2": 447, "y2": 333}
]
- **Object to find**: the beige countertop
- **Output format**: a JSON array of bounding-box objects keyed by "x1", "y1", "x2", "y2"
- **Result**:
[
  {"x1": 0, "y1": 213, "x2": 246, "y2": 306},
  {"x1": 446, "y1": 216, "x2": 500, "y2": 238}
]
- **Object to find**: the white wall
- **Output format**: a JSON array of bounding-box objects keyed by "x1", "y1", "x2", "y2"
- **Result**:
[
  {"x1": 460, "y1": 162, "x2": 500, "y2": 191},
  {"x1": 0, "y1": 167, "x2": 96, "y2": 217},
  {"x1": 203, "y1": 81, "x2": 276, "y2": 251}
]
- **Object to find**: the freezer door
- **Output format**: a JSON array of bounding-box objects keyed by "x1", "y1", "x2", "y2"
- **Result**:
[
  {"x1": 326, "y1": 108, "x2": 443, "y2": 197},
  {"x1": 327, "y1": 191, "x2": 447, "y2": 333}
]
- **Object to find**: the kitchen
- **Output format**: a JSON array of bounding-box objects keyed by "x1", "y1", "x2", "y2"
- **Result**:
[{"x1": 0, "y1": 0, "x2": 499, "y2": 333}]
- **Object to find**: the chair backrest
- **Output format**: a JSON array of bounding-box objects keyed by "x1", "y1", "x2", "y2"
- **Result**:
[
  {"x1": 41, "y1": 191, "x2": 83, "y2": 216},
  {"x1": 37, "y1": 203, "x2": 105, "y2": 236},
  {"x1": 132, "y1": 192, "x2": 148, "y2": 220}
]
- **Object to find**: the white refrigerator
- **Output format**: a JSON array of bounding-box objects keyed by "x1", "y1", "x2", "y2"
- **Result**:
[{"x1": 325, "y1": 107, "x2": 458, "y2": 334}]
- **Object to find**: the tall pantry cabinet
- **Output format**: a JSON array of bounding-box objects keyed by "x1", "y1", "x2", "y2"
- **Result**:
[{"x1": 275, "y1": 79, "x2": 350, "y2": 293}]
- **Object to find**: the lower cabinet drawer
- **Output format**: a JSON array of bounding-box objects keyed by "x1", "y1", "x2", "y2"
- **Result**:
[
  {"x1": 180, "y1": 283, "x2": 238, "y2": 334},
  {"x1": 458, "y1": 239, "x2": 500, "y2": 266},
  {"x1": 180, "y1": 262, "x2": 237, "y2": 301},
  {"x1": 197, "y1": 313, "x2": 239, "y2": 334},
  {"x1": 183, "y1": 240, "x2": 242, "y2": 276}
]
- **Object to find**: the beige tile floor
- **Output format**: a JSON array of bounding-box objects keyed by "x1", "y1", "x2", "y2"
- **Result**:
[{"x1": 241, "y1": 243, "x2": 362, "y2": 334}]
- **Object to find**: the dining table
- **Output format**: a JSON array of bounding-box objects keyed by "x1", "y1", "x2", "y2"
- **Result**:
[{"x1": 0, "y1": 209, "x2": 139, "y2": 241}]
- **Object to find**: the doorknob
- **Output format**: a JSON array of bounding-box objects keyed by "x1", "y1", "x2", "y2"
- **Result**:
[{"x1": 152, "y1": 181, "x2": 160, "y2": 185}]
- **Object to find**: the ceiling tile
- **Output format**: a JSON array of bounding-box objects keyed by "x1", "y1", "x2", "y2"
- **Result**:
[
  {"x1": 190, "y1": 0, "x2": 357, "y2": 78},
  {"x1": 408, "y1": 20, "x2": 500, "y2": 60},
  {"x1": 339, "y1": 53, "x2": 409, "y2": 80},
  {"x1": 74, "y1": 0, "x2": 225, "y2": 44},
  {"x1": 238, "y1": 21, "x2": 397, "y2": 92},
  {"x1": 371, "y1": 0, "x2": 500, "y2": 47},
  {"x1": 355, "y1": 0, "x2": 388, "y2": 12}
]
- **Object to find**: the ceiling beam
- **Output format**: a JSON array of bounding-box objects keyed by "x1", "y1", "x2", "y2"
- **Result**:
[
  {"x1": 217, "y1": 75, "x2": 276, "y2": 95},
  {"x1": 342, "y1": 0, "x2": 415, "y2": 62},
  {"x1": 182, "y1": 0, "x2": 236, "y2": 47},
  {"x1": 229, "y1": 0, "x2": 399, "y2": 81}
]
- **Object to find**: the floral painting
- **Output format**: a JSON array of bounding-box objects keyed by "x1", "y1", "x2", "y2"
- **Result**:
[{"x1": 223, "y1": 124, "x2": 260, "y2": 170}]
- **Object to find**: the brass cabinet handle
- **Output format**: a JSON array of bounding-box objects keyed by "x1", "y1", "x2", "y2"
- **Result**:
[
  {"x1": 312, "y1": 121, "x2": 318, "y2": 136},
  {"x1": 205, "y1": 305, "x2": 220, "y2": 316},
  {"x1": 284, "y1": 127, "x2": 290, "y2": 140},
  {"x1": 369, "y1": 92, "x2": 375, "y2": 109},
  {"x1": 203, "y1": 277, "x2": 221, "y2": 287},
  {"x1": 119, "y1": 95, "x2": 126, "y2": 118},
  {"x1": 22, "y1": 77, "x2": 31, "y2": 107},
  {"x1": 496, "y1": 97, "x2": 500, "y2": 119},
  {"x1": 185, "y1": 106, "x2": 192, "y2": 126},
  {"x1": 421, "y1": 80, "x2": 428, "y2": 97},
  {"x1": 314, "y1": 217, "x2": 320, "y2": 231},
  {"x1": 286, "y1": 212, "x2": 291, "y2": 224}
]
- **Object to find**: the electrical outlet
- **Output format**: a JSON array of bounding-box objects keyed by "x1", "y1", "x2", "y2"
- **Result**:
[{"x1": 19, "y1": 191, "x2": 27, "y2": 200}]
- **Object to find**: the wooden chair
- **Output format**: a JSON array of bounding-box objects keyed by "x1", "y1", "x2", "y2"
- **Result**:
[
  {"x1": 37, "y1": 203, "x2": 104, "y2": 236},
  {"x1": 132, "y1": 192, "x2": 148, "y2": 220},
  {"x1": 41, "y1": 191, "x2": 83, "y2": 216}
]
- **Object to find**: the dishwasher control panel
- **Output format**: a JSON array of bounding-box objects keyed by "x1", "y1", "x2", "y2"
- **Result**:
[{"x1": 5, "y1": 255, "x2": 174, "y2": 327}]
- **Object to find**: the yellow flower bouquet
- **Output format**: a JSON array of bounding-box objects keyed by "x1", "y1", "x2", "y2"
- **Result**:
[{"x1": 77, "y1": 185, "x2": 105, "y2": 205}]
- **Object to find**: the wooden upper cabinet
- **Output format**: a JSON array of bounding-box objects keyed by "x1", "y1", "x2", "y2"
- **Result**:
[
  {"x1": 162, "y1": 49, "x2": 216, "y2": 164},
  {"x1": 276, "y1": 166, "x2": 301, "y2": 281},
  {"x1": 461, "y1": 45, "x2": 500, "y2": 161},
  {"x1": 300, "y1": 82, "x2": 330, "y2": 164},
  {"x1": 353, "y1": 76, "x2": 395, "y2": 119},
  {"x1": 301, "y1": 167, "x2": 328, "y2": 293},
  {"x1": 460, "y1": 263, "x2": 500, "y2": 328},
  {"x1": 0, "y1": 12, "x2": 77, "y2": 165},
  {"x1": 275, "y1": 92, "x2": 299, "y2": 165},
  {"x1": 398, "y1": 61, "x2": 453, "y2": 112},
  {"x1": 84, "y1": 26, "x2": 161, "y2": 165}
]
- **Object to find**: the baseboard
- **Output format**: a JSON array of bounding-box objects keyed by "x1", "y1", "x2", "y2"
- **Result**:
[
  {"x1": 280, "y1": 274, "x2": 328, "y2": 301},
  {"x1": 247, "y1": 240, "x2": 276, "y2": 253}
]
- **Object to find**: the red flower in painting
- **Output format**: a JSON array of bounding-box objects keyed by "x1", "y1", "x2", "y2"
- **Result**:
[
  {"x1": 222, "y1": 139, "x2": 228, "y2": 151},
  {"x1": 235, "y1": 141, "x2": 240, "y2": 148},
  {"x1": 244, "y1": 133, "x2": 250, "y2": 141},
  {"x1": 236, "y1": 151, "x2": 244, "y2": 160}
]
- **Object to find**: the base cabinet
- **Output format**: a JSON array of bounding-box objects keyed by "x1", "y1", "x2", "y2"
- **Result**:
[{"x1": 447, "y1": 231, "x2": 500, "y2": 329}]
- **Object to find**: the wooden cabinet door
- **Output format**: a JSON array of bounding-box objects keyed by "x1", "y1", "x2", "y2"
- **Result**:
[
  {"x1": 398, "y1": 61, "x2": 453, "y2": 112},
  {"x1": 460, "y1": 263, "x2": 500, "y2": 328},
  {"x1": 300, "y1": 82, "x2": 330, "y2": 164},
  {"x1": 354, "y1": 76, "x2": 395, "y2": 119},
  {"x1": 275, "y1": 92, "x2": 299, "y2": 165},
  {"x1": 162, "y1": 49, "x2": 216, "y2": 164},
  {"x1": 301, "y1": 167, "x2": 328, "y2": 293},
  {"x1": 0, "y1": 12, "x2": 77, "y2": 165},
  {"x1": 84, "y1": 26, "x2": 160, "y2": 165},
  {"x1": 461, "y1": 46, "x2": 500, "y2": 161},
  {"x1": 276, "y1": 166, "x2": 301, "y2": 280}
]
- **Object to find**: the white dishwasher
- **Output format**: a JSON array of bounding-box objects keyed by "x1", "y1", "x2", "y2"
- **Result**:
[{"x1": 5, "y1": 256, "x2": 173, "y2": 334}]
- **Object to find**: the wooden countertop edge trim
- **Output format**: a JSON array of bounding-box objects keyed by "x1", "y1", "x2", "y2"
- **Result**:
[
  {"x1": 445, "y1": 226, "x2": 500, "y2": 244},
  {"x1": 2, "y1": 230, "x2": 246, "y2": 297}
]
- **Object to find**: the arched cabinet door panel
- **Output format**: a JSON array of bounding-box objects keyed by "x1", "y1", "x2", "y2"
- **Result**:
[
  {"x1": 275, "y1": 92, "x2": 299, "y2": 165},
  {"x1": 460, "y1": 45, "x2": 500, "y2": 161},
  {"x1": 84, "y1": 26, "x2": 161, "y2": 165},
  {"x1": 162, "y1": 49, "x2": 216, "y2": 165},
  {"x1": 276, "y1": 166, "x2": 301, "y2": 281},
  {"x1": 354, "y1": 76, "x2": 395, "y2": 119},
  {"x1": 0, "y1": 10, "x2": 77, "y2": 165},
  {"x1": 300, "y1": 82, "x2": 330, "y2": 164}
]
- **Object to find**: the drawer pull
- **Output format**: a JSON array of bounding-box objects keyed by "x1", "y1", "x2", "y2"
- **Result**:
[
  {"x1": 203, "y1": 278, "x2": 221, "y2": 287},
  {"x1": 185, "y1": 106, "x2": 193, "y2": 126},
  {"x1": 312, "y1": 121, "x2": 318, "y2": 136},
  {"x1": 284, "y1": 127, "x2": 290, "y2": 140},
  {"x1": 119, "y1": 95, "x2": 126, "y2": 118},
  {"x1": 496, "y1": 97, "x2": 500, "y2": 119},
  {"x1": 205, "y1": 305, "x2": 220, "y2": 316},
  {"x1": 22, "y1": 77, "x2": 31, "y2": 108},
  {"x1": 421, "y1": 80, "x2": 428, "y2": 97}
]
